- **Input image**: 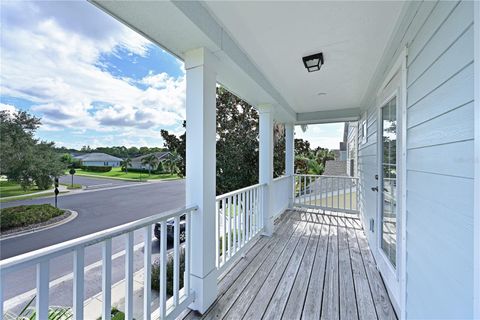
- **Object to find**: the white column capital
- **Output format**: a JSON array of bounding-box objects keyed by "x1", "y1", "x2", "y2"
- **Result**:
[
  {"x1": 185, "y1": 47, "x2": 218, "y2": 71},
  {"x1": 257, "y1": 104, "x2": 274, "y2": 114}
]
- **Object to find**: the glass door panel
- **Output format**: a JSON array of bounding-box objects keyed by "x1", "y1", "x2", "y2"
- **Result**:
[{"x1": 381, "y1": 97, "x2": 397, "y2": 267}]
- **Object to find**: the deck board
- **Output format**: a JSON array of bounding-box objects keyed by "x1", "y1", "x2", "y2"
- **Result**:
[{"x1": 181, "y1": 209, "x2": 397, "y2": 320}]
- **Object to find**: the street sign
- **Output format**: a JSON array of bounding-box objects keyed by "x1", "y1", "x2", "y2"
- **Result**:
[{"x1": 54, "y1": 177, "x2": 59, "y2": 188}]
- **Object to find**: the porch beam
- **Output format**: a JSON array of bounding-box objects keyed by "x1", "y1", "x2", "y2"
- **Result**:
[
  {"x1": 296, "y1": 107, "x2": 361, "y2": 125},
  {"x1": 285, "y1": 123, "x2": 295, "y2": 207},
  {"x1": 259, "y1": 104, "x2": 274, "y2": 236},
  {"x1": 185, "y1": 47, "x2": 217, "y2": 313}
]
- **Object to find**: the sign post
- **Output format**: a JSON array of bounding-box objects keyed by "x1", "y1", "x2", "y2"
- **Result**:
[
  {"x1": 69, "y1": 168, "x2": 76, "y2": 188},
  {"x1": 54, "y1": 177, "x2": 59, "y2": 208}
]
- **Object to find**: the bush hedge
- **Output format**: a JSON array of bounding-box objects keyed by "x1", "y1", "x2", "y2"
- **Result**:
[
  {"x1": 0, "y1": 204, "x2": 65, "y2": 231},
  {"x1": 121, "y1": 167, "x2": 166, "y2": 174},
  {"x1": 151, "y1": 248, "x2": 185, "y2": 296},
  {"x1": 81, "y1": 166, "x2": 112, "y2": 172}
]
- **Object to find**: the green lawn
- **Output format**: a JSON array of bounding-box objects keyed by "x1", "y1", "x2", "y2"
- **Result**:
[
  {"x1": 74, "y1": 167, "x2": 181, "y2": 181},
  {"x1": 0, "y1": 181, "x2": 52, "y2": 198},
  {"x1": 60, "y1": 183, "x2": 82, "y2": 190}
]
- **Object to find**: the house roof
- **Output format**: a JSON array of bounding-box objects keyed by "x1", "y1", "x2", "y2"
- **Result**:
[
  {"x1": 131, "y1": 152, "x2": 171, "y2": 162},
  {"x1": 74, "y1": 153, "x2": 123, "y2": 162}
]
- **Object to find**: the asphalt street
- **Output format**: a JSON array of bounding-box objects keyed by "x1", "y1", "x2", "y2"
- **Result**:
[{"x1": 0, "y1": 176, "x2": 185, "y2": 305}]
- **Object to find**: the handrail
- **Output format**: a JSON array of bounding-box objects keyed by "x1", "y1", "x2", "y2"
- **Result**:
[
  {"x1": 0, "y1": 205, "x2": 198, "y2": 272},
  {"x1": 273, "y1": 175, "x2": 291, "y2": 182},
  {"x1": 295, "y1": 173, "x2": 359, "y2": 179},
  {"x1": 216, "y1": 183, "x2": 266, "y2": 201}
]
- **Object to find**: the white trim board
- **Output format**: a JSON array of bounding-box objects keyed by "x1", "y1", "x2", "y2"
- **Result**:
[{"x1": 473, "y1": 1, "x2": 480, "y2": 318}]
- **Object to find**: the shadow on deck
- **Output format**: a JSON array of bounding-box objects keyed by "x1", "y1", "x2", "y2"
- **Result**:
[{"x1": 183, "y1": 208, "x2": 397, "y2": 320}]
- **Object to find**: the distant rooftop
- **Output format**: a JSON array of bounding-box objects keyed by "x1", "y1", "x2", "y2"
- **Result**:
[{"x1": 73, "y1": 153, "x2": 122, "y2": 162}]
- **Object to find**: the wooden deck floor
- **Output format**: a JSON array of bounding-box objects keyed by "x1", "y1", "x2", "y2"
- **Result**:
[{"x1": 183, "y1": 208, "x2": 397, "y2": 320}]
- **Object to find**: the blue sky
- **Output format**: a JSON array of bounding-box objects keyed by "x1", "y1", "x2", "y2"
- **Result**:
[{"x1": 0, "y1": 1, "x2": 342, "y2": 150}]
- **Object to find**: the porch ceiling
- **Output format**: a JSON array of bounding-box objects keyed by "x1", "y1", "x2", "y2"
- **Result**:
[{"x1": 92, "y1": 1, "x2": 404, "y2": 122}]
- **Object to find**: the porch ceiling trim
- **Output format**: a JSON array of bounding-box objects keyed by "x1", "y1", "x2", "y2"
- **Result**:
[
  {"x1": 296, "y1": 107, "x2": 361, "y2": 125},
  {"x1": 171, "y1": 1, "x2": 296, "y2": 120}
]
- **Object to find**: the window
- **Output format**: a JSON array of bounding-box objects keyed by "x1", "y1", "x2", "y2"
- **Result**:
[{"x1": 360, "y1": 117, "x2": 367, "y2": 145}]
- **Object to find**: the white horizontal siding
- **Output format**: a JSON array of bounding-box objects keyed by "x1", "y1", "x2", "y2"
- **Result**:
[
  {"x1": 356, "y1": 0, "x2": 475, "y2": 318},
  {"x1": 405, "y1": 1, "x2": 474, "y2": 318}
]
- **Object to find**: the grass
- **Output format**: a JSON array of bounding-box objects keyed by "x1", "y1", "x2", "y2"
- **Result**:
[
  {"x1": 0, "y1": 191, "x2": 68, "y2": 203},
  {"x1": 0, "y1": 180, "x2": 52, "y2": 198},
  {"x1": 0, "y1": 204, "x2": 65, "y2": 232},
  {"x1": 74, "y1": 167, "x2": 180, "y2": 181},
  {"x1": 61, "y1": 183, "x2": 82, "y2": 190}
]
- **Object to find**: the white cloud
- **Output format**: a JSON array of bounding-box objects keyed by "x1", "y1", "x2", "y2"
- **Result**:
[
  {"x1": 0, "y1": 103, "x2": 17, "y2": 114},
  {"x1": 0, "y1": 1, "x2": 186, "y2": 146},
  {"x1": 295, "y1": 123, "x2": 345, "y2": 150}
]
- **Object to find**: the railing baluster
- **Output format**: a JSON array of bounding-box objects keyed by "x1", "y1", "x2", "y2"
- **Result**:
[
  {"x1": 185, "y1": 210, "x2": 191, "y2": 297},
  {"x1": 246, "y1": 190, "x2": 250, "y2": 240},
  {"x1": 303, "y1": 175, "x2": 307, "y2": 205},
  {"x1": 173, "y1": 216, "x2": 180, "y2": 306},
  {"x1": 125, "y1": 231, "x2": 134, "y2": 320},
  {"x1": 350, "y1": 178, "x2": 353, "y2": 210},
  {"x1": 102, "y1": 239, "x2": 112, "y2": 320},
  {"x1": 253, "y1": 188, "x2": 257, "y2": 234},
  {"x1": 320, "y1": 176, "x2": 323, "y2": 207},
  {"x1": 233, "y1": 194, "x2": 237, "y2": 254},
  {"x1": 343, "y1": 178, "x2": 346, "y2": 210},
  {"x1": 314, "y1": 176, "x2": 317, "y2": 206},
  {"x1": 73, "y1": 246, "x2": 85, "y2": 320},
  {"x1": 143, "y1": 226, "x2": 152, "y2": 320},
  {"x1": 222, "y1": 198, "x2": 226, "y2": 265},
  {"x1": 159, "y1": 221, "x2": 167, "y2": 319},
  {"x1": 227, "y1": 196, "x2": 231, "y2": 259},
  {"x1": 215, "y1": 200, "x2": 219, "y2": 268},
  {"x1": 241, "y1": 192, "x2": 246, "y2": 246},
  {"x1": 337, "y1": 177, "x2": 340, "y2": 209},
  {"x1": 0, "y1": 271, "x2": 3, "y2": 318},
  {"x1": 36, "y1": 260, "x2": 49, "y2": 320},
  {"x1": 249, "y1": 189, "x2": 253, "y2": 239}
]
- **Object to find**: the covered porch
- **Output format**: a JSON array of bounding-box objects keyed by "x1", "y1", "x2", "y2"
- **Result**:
[{"x1": 183, "y1": 208, "x2": 396, "y2": 320}]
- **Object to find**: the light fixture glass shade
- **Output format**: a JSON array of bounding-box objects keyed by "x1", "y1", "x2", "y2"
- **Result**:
[{"x1": 302, "y1": 52, "x2": 324, "y2": 72}]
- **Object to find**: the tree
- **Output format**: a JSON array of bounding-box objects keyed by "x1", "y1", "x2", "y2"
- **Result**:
[
  {"x1": 141, "y1": 155, "x2": 158, "y2": 176},
  {"x1": 160, "y1": 121, "x2": 186, "y2": 176},
  {"x1": 0, "y1": 110, "x2": 65, "y2": 190},
  {"x1": 122, "y1": 157, "x2": 132, "y2": 174},
  {"x1": 165, "y1": 151, "x2": 181, "y2": 175},
  {"x1": 315, "y1": 148, "x2": 335, "y2": 168}
]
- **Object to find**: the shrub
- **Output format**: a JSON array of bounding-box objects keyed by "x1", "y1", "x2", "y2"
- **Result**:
[
  {"x1": 81, "y1": 166, "x2": 112, "y2": 172},
  {"x1": 0, "y1": 204, "x2": 65, "y2": 231},
  {"x1": 151, "y1": 248, "x2": 185, "y2": 296},
  {"x1": 120, "y1": 167, "x2": 166, "y2": 174}
]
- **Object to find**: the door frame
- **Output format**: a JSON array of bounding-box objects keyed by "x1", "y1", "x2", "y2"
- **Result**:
[{"x1": 375, "y1": 48, "x2": 407, "y2": 316}]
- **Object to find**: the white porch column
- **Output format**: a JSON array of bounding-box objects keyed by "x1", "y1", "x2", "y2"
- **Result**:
[
  {"x1": 285, "y1": 123, "x2": 295, "y2": 207},
  {"x1": 259, "y1": 105, "x2": 274, "y2": 236},
  {"x1": 185, "y1": 47, "x2": 217, "y2": 313}
]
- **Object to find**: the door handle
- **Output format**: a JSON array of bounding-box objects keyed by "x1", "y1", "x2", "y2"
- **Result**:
[{"x1": 371, "y1": 186, "x2": 378, "y2": 192}]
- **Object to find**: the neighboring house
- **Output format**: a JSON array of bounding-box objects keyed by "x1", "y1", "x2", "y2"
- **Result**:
[
  {"x1": 73, "y1": 153, "x2": 122, "y2": 167},
  {"x1": 130, "y1": 152, "x2": 171, "y2": 170}
]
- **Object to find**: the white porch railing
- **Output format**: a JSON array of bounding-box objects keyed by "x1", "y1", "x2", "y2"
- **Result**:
[
  {"x1": 0, "y1": 205, "x2": 197, "y2": 320},
  {"x1": 215, "y1": 183, "x2": 265, "y2": 271},
  {"x1": 272, "y1": 175, "x2": 292, "y2": 218},
  {"x1": 294, "y1": 174, "x2": 359, "y2": 213}
]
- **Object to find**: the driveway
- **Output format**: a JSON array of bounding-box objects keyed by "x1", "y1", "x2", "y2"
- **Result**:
[{"x1": 58, "y1": 174, "x2": 138, "y2": 188}]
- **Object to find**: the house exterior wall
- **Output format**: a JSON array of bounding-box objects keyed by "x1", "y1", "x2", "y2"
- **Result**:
[
  {"x1": 358, "y1": 1, "x2": 475, "y2": 318},
  {"x1": 82, "y1": 161, "x2": 121, "y2": 167},
  {"x1": 346, "y1": 122, "x2": 358, "y2": 177}
]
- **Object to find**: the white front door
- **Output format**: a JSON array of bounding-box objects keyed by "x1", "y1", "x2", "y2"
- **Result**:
[{"x1": 375, "y1": 54, "x2": 406, "y2": 311}]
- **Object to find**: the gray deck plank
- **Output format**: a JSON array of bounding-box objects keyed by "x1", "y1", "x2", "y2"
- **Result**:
[
  {"x1": 347, "y1": 226, "x2": 377, "y2": 320},
  {"x1": 203, "y1": 215, "x2": 298, "y2": 320},
  {"x1": 338, "y1": 221, "x2": 359, "y2": 320},
  {"x1": 355, "y1": 228, "x2": 397, "y2": 320},
  {"x1": 185, "y1": 210, "x2": 396, "y2": 320},
  {"x1": 281, "y1": 222, "x2": 321, "y2": 320},
  {"x1": 262, "y1": 221, "x2": 314, "y2": 320},
  {"x1": 321, "y1": 221, "x2": 339, "y2": 320},
  {"x1": 234, "y1": 221, "x2": 308, "y2": 320},
  {"x1": 301, "y1": 222, "x2": 330, "y2": 320}
]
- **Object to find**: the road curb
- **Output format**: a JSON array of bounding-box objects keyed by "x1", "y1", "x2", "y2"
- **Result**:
[{"x1": 0, "y1": 209, "x2": 78, "y2": 240}]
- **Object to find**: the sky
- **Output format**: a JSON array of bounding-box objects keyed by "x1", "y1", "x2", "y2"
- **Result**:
[{"x1": 0, "y1": 1, "x2": 343, "y2": 150}]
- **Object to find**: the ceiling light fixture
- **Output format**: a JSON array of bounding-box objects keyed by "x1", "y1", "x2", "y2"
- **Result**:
[
  {"x1": 317, "y1": 92, "x2": 327, "y2": 96},
  {"x1": 302, "y1": 52, "x2": 324, "y2": 72}
]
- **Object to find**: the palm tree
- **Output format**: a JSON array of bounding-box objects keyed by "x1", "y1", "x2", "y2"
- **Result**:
[
  {"x1": 122, "y1": 157, "x2": 132, "y2": 174},
  {"x1": 166, "y1": 151, "x2": 181, "y2": 175},
  {"x1": 316, "y1": 148, "x2": 335, "y2": 168},
  {"x1": 141, "y1": 155, "x2": 158, "y2": 176}
]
